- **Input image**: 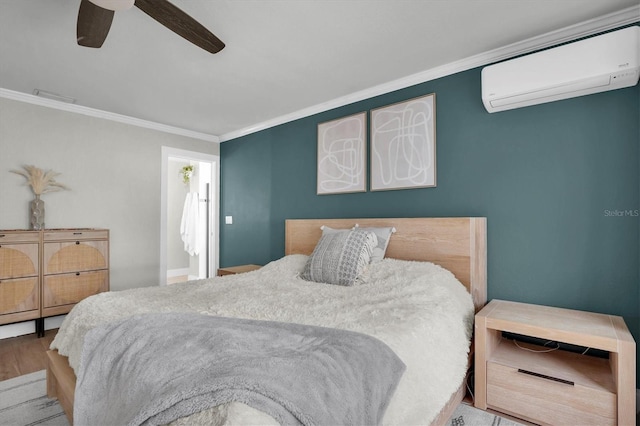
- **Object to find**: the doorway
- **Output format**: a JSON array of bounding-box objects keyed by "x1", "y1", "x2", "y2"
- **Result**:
[{"x1": 160, "y1": 147, "x2": 219, "y2": 286}]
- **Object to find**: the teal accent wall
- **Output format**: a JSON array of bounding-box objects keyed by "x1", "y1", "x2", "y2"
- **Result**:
[{"x1": 220, "y1": 52, "x2": 640, "y2": 374}]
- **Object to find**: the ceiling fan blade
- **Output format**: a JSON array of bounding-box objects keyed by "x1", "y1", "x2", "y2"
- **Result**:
[
  {"x1": 77, "y1": 0, "x2": 115, "y2": 48},
  {"x1": 88, "y1": 0, "x2": 134, "y2": 11},
  {"x1": 134, "y1": 0, "x2": 225, "y2": 54}
]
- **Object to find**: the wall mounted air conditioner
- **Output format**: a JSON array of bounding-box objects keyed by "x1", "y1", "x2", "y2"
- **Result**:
[{"x1": 482, "y1": 26, "x2": 640, "y2": 113}]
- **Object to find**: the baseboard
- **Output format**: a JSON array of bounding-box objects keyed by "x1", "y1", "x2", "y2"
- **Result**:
[
  {"x1": 0, "y1": 322, "x2": 34, "y2": 339},
  {"x1": 167, "y1": 268, "x2": 190, "y2": 278},
  {"x1": 44, "y1": 315, "x2": 65, "y2": 331},
  {"x1": 0, "y1": 315, "x2": 65, "y2": 340}
]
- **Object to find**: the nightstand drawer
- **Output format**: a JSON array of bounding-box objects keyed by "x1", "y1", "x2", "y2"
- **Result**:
[
  {"x1": 217, "y1": 264, "x2": 261, "y2": 276},
  {"x1": 487, "y1": 361, "x2": 616, "y2": 425}
]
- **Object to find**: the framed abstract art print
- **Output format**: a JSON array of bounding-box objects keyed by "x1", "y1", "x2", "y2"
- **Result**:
[
  {"x1": 370, "y1": 93, "x2": 436, "y2": 191},
  {"x1": 317, "y1": 112, "x2": 367, "y2": 195}
]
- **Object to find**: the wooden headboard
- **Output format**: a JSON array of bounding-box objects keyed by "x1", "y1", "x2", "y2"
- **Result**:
[{"x1": 285, "y1": 217, "x2": 487, "y2": 311}]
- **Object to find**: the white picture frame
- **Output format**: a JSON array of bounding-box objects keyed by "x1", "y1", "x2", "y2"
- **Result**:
[
  {"x1": 317, "y1": 111, "x2": 367, "y2": 195},
  {"x1": 370, "y1": 93, "x2": 436, "y2": 191}
]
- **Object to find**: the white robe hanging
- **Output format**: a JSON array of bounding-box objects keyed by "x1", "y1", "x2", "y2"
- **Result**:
[{"x1": 180, "y1": 192, "x2": 200, "y2": 256}]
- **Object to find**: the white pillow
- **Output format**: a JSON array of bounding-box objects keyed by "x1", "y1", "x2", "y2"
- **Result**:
[
  {"x1": 353, "y1": 225, "x2": 396, "y2": 263},
  {"x1": 320, "y1": 225, "x2": 350, "y2": 234}
]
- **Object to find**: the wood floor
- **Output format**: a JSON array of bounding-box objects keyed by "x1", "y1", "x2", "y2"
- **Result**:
[
  {"x1": 0, "y1": 329, "x2": 57, "y2": 381},
  {"x1": 167, "y1": 275, "x2": 188, "y2": 285}
]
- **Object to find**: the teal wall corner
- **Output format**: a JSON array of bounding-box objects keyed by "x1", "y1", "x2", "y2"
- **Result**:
[{"x1": 221, "y1": 58, "x2": 640, "y2": 380}]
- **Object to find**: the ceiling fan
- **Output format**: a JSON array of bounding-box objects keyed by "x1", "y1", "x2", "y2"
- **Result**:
[{"x1": 77, "y1": 0, "x2": 225, "y2": 54}]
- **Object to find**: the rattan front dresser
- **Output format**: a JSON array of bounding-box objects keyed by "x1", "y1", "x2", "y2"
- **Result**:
[{"x1": 0, "y1": 228, "x2": 109, "y2": 335}]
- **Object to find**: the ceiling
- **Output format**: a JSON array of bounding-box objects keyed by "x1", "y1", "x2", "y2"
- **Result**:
[{"x1": 0, "y1": 0, "x2": 638, "y2": 142}]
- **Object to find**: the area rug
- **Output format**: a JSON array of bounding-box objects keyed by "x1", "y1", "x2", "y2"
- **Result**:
[
  {"x1": 1, "y1": 370, "x2": 522, "y2": 426},
  {"x1": 0, "y1": 370, "x2": 68, "y2": 426},
  {"x1": 448, "y1": 403, "x2": 525, "y2": 426}
]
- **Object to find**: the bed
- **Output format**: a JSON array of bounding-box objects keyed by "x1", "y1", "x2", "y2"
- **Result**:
[{"x1": 46, "y1": 217, "x2": 487, "y2": 425}]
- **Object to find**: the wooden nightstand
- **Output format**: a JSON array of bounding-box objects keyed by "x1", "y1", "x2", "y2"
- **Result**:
[
  {"x1": 217, "y1": 264, "x2": 261, "y2": 276},
  {"x1": 475, "y1": 299, "x2": 635, "y2": 426}
]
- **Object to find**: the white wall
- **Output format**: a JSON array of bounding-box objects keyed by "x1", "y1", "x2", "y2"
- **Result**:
[{"x1": 0, "y1": 97, "x2": 219, "y2": 291}]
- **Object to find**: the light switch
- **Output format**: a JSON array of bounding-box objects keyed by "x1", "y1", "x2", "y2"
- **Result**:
[{"x1": 225, "y1": 216, "x2": 233, "y2": 225}]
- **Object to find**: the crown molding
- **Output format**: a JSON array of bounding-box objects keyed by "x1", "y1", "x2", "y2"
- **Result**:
[
  {"x1": 2, "y1": 5, "x2": 637, "y2": 144},
  {"x1": 219, "y1": 5, "x2": 639, "y2": 142},
  {"x1": 0, "y1": 88, "x2": 220, "y2": 143}
]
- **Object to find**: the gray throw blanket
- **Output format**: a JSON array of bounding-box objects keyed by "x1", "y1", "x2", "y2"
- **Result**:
[{"x1": 74, "y1": 313, "x2": 406, "y2": 426}]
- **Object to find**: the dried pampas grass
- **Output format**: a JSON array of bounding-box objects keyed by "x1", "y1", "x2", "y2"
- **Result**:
[{"x1": 10, "y1": 165, "x2": 69, "y2": 195}]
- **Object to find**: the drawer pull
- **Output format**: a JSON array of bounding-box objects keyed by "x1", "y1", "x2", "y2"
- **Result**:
[
  {"x1": 76, "y1": 272, "x2": 81, "y2": 276},
  {"x1": 73, "y1": 232, "x2": 82, "y2": 235},
  {"x1": 517, "y1": 369, "x2": 574, "y2": 386},
  {"x1": 0, "y1": 234, "x2": 5, "y2": 238},
  {"x1": 76, "y1": 241, "x2": 80, "y2": 245}
]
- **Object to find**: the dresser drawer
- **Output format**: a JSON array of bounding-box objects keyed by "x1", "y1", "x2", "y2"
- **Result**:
[
  {"x1": 0, "y1": 277, "x2": 39, "y2": 315},
  {"x1": 0, "y1": 231, "x2": 40, "y2": 243},
  {"x1": 0, "y1": 243, "x2": 39, "y2": 279},
  {"x1": 43, "y1": 229, "x2": 108, "y2": 241},
  {"x1": 487, "y1": 361, "x2": 616, "y2": 425},
  {"x1": 44, "y1": 241, "x2": 108, "y2": 274},
  {"x1": 43, "y1": 270, "x2": 108, "y2": 309}
]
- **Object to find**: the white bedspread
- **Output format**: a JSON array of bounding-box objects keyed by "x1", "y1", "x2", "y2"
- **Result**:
[{"x1": 51, "y1": 255, "x2": 474, "y2": 425}]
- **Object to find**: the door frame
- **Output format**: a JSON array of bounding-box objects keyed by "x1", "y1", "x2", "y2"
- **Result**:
[{"x1": 160, "y1": 146, "x2": 220, "y2": 286}]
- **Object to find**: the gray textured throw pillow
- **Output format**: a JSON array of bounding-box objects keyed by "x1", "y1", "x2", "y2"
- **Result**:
[{"x1": 301, "y1": 229, "x2": 377, "y2": 286}]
